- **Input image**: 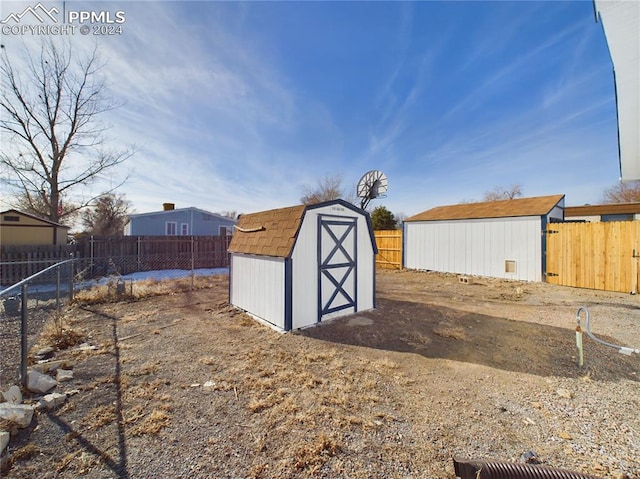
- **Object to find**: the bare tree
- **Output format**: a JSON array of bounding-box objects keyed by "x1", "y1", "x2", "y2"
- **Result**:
[
  {"x1": 482, "y1": 184, "x2": 523, "y2": 202},
  {"x1": 80, "y1": 193, "x2": 131, "y2": 236},
  {"x1": 601, "y1": 181, "x2": 640, "y2": 203},
  {"x1": 301, "y1": 174, "x2": 353, "y2": 205},
  {"x1": 12, "y1": 189, "x2": 80, "y2": 224},
  {"x1": 0, "y1": 40, "x2": 132, "y2": 224},
  {"x1": 218, "y1": 210, "x2": 240, "y2": 220}
]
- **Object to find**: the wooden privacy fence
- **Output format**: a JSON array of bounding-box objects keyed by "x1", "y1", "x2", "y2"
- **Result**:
[
  {"x1": 546, "y1": 221, "x2": 640, "y2": 293},
  {"x1": 374, "y1": 230, "x2": 402, "y2": 269},
  {"x1": 0, "y1": 244, "x2": 77, "y2": 286},
  {"x1": 74, "y1": 235, "x2": 232, "y2": 278},
  {"x1": 1, "y1": 236, "x2": 232, "y2": 285}
]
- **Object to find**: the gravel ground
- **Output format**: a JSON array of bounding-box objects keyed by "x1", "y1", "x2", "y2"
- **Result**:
[{"x1": 2, "y1": 270, "x2": 639, "y2": 478}]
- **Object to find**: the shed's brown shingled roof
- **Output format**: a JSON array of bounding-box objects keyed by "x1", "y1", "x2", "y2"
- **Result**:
[
  {"x1": 228, "y1": 204, "x2": 306, "y2": 258},
  {"x1": 405, "y1": 194, "x2": 565, "y2": 222}
]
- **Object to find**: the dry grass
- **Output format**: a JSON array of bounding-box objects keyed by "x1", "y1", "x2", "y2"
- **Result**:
[
  {"x1": 293, "y1": 433, "x2": 341, "y2": 473},
  {"x1": 35, "y1": 311, "x2": 85, "y2": 351},
  {"x1": 129, "y1": 409, "x2": 170, "y2": 436},
  {"x1": 81, "y1": 404, "x2": 116, "y2": 430},
  {"x1": 73, "y1": 275, "x2": 226, "y2": 305},
  {"x1": 12, "y1": 443, "x2": 39, "y2": 461}
]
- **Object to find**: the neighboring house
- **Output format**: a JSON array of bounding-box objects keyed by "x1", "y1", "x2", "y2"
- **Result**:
[
  {"x1": 565, "y1": 203, "x2": 640, "y2": 222},
  {"x1": 403, "y1": 194, "x2": 565, "y2": 282},
  {"x1": 594, "y1": 0, "x2": 639, "y2": 181},
  {"x1": 124, "y1": 204, "x2": 236, "y2": 236},
  {"x1": 228, "y1": 199, "x2": 377, "y2": 332},
  {"x1": 0, "y1": 209, "x2": 69, "y2": 246}
]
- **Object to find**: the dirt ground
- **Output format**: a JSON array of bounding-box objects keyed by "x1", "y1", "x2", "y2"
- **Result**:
[{"x1": 2, "y1": 269, "x2": 639, "y2": 479}]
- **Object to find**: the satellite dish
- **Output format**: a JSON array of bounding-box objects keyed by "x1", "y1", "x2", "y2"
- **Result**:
[{"x1": 357, "y1": 170, "x2": 388, "y2": 210}]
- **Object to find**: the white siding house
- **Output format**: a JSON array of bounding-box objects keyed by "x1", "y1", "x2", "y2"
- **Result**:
[
  {"x1": 228, "y1": 199, "x2": 377, "y2": 332},
  {"x1": 594, "y1": 0, "x2": 639, "y2": 181},
  {"x1": 404, "y1": 194, "x2": 565, "y2": 282},
  {"x1": 565, "y1": 202, "x2": 640, "y2": 223}
]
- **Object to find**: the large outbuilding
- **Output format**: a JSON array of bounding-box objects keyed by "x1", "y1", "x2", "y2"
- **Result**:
[
  {"x1": 403, "y1": 194, "x2": 565, "y2": 282},
  {"x1": 228, "y1": 199, "x2": 377, "y2": 332},
  {"x1": 0, "y1": 209, "x2": 69, "y2": 246}
]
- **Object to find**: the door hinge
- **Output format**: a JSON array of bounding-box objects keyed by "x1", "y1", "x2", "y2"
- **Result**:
[
  {"x1": 543, "y1": 230, "x2": 559, "y2": 235},
  {"x1": 545, "y1": 272, "x2": 558, "y2": 277}
]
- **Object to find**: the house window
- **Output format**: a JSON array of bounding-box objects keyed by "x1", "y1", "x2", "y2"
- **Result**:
[
  {"x1": 166, "y1": 221, "x2": 177, "y2": 235},
  {"x1": 3, "y1": 215, "x2": 20, "y2": 222},
  {"x1": 219, "y1": 226, "x2": 229, "y2": 236},
  {"x1": 181, "y1": 223, "x2": 189, "y2": 235},
  {"x1": 601, "y1": 214, "x2": 634, "y2": 222}
]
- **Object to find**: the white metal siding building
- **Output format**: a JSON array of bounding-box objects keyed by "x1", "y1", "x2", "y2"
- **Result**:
[
  {"x1": 228, "y1": 199, "x2": 377, "y2": 332},
  {"x1": 404, "y1": 195, "x2": 565, "y2": 282}
]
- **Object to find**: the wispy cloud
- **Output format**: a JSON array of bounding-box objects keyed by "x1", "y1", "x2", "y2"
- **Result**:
[{"x1": 0, "y1": 1, "x2": 621, "y2": 220}]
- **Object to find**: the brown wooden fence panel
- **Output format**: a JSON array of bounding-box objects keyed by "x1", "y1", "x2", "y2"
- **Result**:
[
  {"x1": 75, "y1": 235, "x2": 231, "y2": 276},
  {"x1": 1, "y1": 236, "x2": 232, "y2": 285},
  {"x1": 374, "y1": 230, "x2": 402, "y2": 269},
  {"x1": 0, "y1": 244, "x2": 78, "y2": 285},
  {"x1": 546, "y1": 221, "x2": 639, "y2": 293}
]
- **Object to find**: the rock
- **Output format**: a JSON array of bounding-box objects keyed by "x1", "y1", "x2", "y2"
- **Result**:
[
  {"x1": 64, "y1": 389, "x2": 80, "y2": 397},
  {"x1": 2, "y1": 385, "x2": 22, "y2": 404},
  {"x1": 56, "y1": 369, "x2": 74, "y2": 382},
  {"x1": 0, "y1": 431, "x2": 9, "y2": 453},
  {"x1": 32, "y1": 359, "x2": 74, "y2": 374},
  {"x1": 0, "y1": 403, "x2": 34, "y2": 428},
  {"x1": 34, "y1": 346, "x2": 55, "y2": 360},
  {"x1": 78, "y1": 343, "x2": 98, "y2": 351},
  {"x1": 519, "y1": 450, "x2": 539, "y2": 464},
  {"x1": 27, "y1": 370, "x2": 57, "y2": 394},
  {"x1": 203, "y1": 381, "x2": 216, "y2": 390},
  {"x1": 556, "y1": 388, "x2": 572, "y2": 399},
  {"x1": 558, "y1": 431, "x2": 573, "y2": 440},
  {"x1": 37, "y1": 393, "x2": 67, "y2": 411}
]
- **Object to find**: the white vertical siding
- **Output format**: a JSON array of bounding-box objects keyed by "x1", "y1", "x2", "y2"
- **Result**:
[
  {"x1": 405, "y1": 216, "x2": 543, "y2": 281},
  {"x1": 291, "y1": 204, "x2": 375, "y2": 329},
  {"x1": 230, "y1": 254, "x2": 286, "y2": 329},
  {"x1": 548, "y1": 197, "x2": 565, "y2": 221},
  {"x1": 291, "y1": 210, "x2": 318, "y2": 330}
]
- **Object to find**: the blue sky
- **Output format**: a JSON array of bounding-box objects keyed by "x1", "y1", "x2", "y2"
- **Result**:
[{"x1": 0, "y1": 1, "x2": 621, "y2": 219}]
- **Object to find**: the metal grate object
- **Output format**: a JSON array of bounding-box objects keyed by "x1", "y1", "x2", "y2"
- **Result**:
[{"x1": 453, "y1": 457, "x2": 605, "y2": 479}]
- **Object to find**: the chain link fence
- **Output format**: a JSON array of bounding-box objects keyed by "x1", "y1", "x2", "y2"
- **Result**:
[
  {"x1": 0, "y1": 260, "x2": 75, "y2": 387},
  {"x1": 0, "y1": 237, "x2": 231, "y2": 387}
]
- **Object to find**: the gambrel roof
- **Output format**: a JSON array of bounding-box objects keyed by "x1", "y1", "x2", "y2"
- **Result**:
[
  {"x1": 228, "y1": 199, "x2": 377, "y2": 258},
  {"x1": 228, "y1": 204, "x2": 306, "y2": 258},
  {"x1": 405, "y1": 194, "x2": 565, "y2": 222}
]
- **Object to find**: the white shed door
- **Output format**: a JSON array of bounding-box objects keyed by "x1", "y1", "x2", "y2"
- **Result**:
[{"x1": 318, "y1": 216, "x2": 357, "y2": 321}]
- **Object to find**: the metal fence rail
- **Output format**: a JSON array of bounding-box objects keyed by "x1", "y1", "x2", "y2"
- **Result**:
[
  {"x1": 0, "y1": 254, "x2": 230, "y2": 387},
  {"x1": 0, "y1": 259, "x2": 75, "y2": 387},
  {"x1": 1, "y1": 235, "x2": 231, "y2": 285}
]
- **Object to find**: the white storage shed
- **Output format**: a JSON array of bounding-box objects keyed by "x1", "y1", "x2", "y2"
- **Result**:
[
  {"x1": 403, "y1": 194, "x2": 565, "y2": 282},
  {"x1": 228, "y1": 199, "x2": 378, "y2": 332}
]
